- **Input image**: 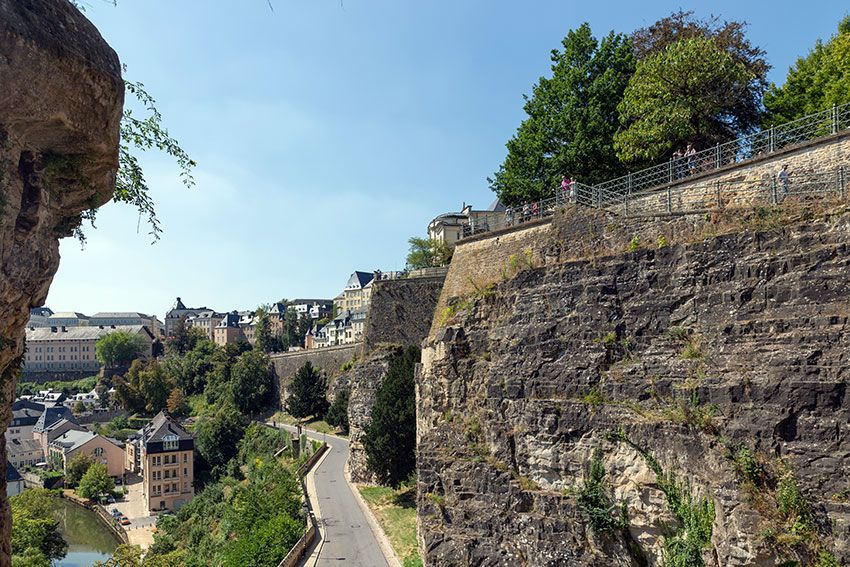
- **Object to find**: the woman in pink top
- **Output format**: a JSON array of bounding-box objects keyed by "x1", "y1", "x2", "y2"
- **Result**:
[{"x1": 561, "y1": 174, "x2": 574, "y2": 203}]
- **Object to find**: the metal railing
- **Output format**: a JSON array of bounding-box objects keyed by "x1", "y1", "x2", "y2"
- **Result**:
[
  {"x1": 585, "y1": 167, "x2": 848, "y2": 217},
  {"x1": 456, "y1": 103, "x2": 850, "y2": 241},
  {"x1": 594, "y1": 102, "x2": 850, "y2": 198}
]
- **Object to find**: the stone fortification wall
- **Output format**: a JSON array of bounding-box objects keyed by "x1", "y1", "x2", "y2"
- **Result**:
[
  {"x1": 271, "y1": 345, "x2": 357, "y2": 409},
  {"x1": 616, "y1": 130, "x2": 850, "y2": 215},
  {"x1": 417, "y1": 203, "x2": 850, "y2": 566},
  {"x1": 363, "y1": 274, "x2": 446, "y2": 353}
]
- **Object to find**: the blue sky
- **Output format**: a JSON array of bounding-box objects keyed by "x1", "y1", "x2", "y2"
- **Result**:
[{"x1": 47, "y1": 0, "x2": 848, "y2": 319}]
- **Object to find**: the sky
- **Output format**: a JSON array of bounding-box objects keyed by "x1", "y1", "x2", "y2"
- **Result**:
[{"x1": 46, "y1": 0, "x2": 849, "y2": 320}]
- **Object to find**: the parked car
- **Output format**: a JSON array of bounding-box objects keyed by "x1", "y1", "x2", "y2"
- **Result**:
[
  {"x1": 110, "y1": 508, "x2": 121, "y2": 517},
  {"x1": 107, "y1": 495, "x2": 116, "y2": 504},
  {"x1": 120, "y1": 516, "x2": 131, "y2": 526},
  {"x1": 115, "y1": 477, "x2": 123, "y2": 486}
]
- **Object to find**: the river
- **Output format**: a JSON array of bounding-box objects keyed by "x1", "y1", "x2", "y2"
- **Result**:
[{"x1": 53, "y1": 499, "x2": 119, "y2": 567}]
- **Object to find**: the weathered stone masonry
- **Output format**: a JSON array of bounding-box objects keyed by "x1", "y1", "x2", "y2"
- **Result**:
[{"x1": 418, "y1": 206, "x2": 850, "y2": 566}]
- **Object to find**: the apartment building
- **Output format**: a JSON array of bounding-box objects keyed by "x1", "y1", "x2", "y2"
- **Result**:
[{"x1": 127, "y1": 411, "x2": 194, "y2": 514}]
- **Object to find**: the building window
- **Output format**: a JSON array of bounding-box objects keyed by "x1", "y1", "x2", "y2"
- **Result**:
[
  {"x1": 163, "y1": 434, "x2": 179, "y2": 451},
  {"x1": 93, "y1": 447, "x2": 103, "y2": 457},
  {"x1": 183, "y1": 454, "x2": 188, "y2": 464}
]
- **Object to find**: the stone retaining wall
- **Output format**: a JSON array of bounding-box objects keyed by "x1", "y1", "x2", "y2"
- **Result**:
[{"x1": 271, "y1": 345, "x2": 358, "y2": 409}]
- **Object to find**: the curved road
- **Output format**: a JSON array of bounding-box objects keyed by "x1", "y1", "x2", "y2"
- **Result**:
[{"x1": 274, "y1": 424, "x2": 390, "y2": 567}]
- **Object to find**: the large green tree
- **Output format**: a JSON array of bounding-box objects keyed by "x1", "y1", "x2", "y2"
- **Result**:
[
  {"x1": 10, "y1": 489, "x2": 67, "y2": 565},
  {"x1": 406, "y1": 237, "x2": 453, "y2": 270},
  {"x1": 490, "y1": 23, "x2": 635, "y2": 205},
  {"x1": 764, "y1": 17, "x2": 850, "y2": 125},
  {"x1": 77, "y1": 462, "x2": 115, "y2": 500},
  {"x1": 64, "y1": 453, "x2": 95, "y2": 487},
  {"x1": 615, "y1": 37, "x2": 754, "y2": 163},
  {"x1": 194, "y1": 403, "x2": 247, "y2": 472},
  {"x1": 363, "y1": 347, "x2": 419, "y2": 487},
  {"x1": 324, "y1": 387, "x2": 350, "y2": 435},
  {"x1": 229, "y1": 350, "x2": 274, "y2": 414},
  {"x1": 95, "y1": 331, "x2": 146, "y2": 367},
  {"x1": 285, "y1": 362, "x2": 328, "y2": 419}
]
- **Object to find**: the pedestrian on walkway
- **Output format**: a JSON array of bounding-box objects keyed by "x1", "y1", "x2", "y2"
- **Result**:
[
  {"x1": 685, "y1": 143, "x2": 697, "y2": 176},
  {"x1": 672, "y1": 148, "x2": 684, "y2": 179},
  {"x1": 505, "y1": 208, "x2": 514, "y2": 227}
]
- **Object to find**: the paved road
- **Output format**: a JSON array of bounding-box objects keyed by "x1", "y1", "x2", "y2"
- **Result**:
[{"x1": 275, "y1": 424, "x2": 389, "y2": 567}]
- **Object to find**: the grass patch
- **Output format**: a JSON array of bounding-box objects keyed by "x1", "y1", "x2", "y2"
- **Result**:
[
  {"x1": 358, "y1": 484, "x2": 422, "y2": 567},
  {"x1": 578, "y1": 449, "x2": 627, "y2": 533}
]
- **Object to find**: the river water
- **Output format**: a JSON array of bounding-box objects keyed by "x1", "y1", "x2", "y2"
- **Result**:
[{"x1": 53, "y1": 499, "x2": 119, "y2": 567}]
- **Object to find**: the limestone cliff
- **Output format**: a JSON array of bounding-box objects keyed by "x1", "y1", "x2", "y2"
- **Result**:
[
  {"x1": 418, "y1": 205, "x2": 850, "y2": 566},
  {"x1": 0, "y1": 1, "x2": 123, "y2": 562}
]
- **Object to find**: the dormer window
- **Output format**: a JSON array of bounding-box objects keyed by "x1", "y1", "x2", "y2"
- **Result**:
[{"x1": 163, "y1": 434, "x2": 179, "y2": 451}]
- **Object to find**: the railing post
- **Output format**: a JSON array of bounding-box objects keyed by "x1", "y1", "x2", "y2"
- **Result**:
[
  {"x1": 667, "y1": 186, "x2": 672, "y2": 213},
  {"x1": 832, "y1": 104, "x2": 839, "y2": 135},
  {"x1": 715, "y1": 143, "x2": 721, "y2": 169},
  {"x1": 769, "y1": 127, "x2": 775, "y2": 153},
  {"x1": 668, "y1": 160, "x2": 673, "y2": 184}
]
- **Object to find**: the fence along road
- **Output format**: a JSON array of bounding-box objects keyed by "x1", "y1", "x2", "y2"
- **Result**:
[{"x1": 273, "y1": 423, "x2": 390, "y2": 567}]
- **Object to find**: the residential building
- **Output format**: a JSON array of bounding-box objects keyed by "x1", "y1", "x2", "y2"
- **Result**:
[
  {"x1": 90, "y1": 312, "x2": 163, "y2": 336},
  {"x1": 6, "y1": 399, "x2": 45, "y2": 443},
  {"x1": 290, "y1": 299, "x2": 333, "y2": 321},
  {"x1": 27, "y1": 307, "x2": 54, "y2": 328},
  {"x1": 47, "y1": 311, "x2": 90, "y2": 327},
  {"x1": 64, "y1": 389, "x2": 101, "y2": 409},
  {"x1": 28, "y1": 390, "x2": 66, "y2": 405},
  {"x1": 49, "y1": 430, "x2": 124, "y2": 478},
  {"x1": 6, "y1": 463, "x2": 24, "y2": 497},
  {"x1": 126, "y1": 411, "x2": 194, "y2": 513},
  {"x1": 32, "y1": 406, "x2": 85, "y2": 456},
  {"x1": 7, "y1": 438, "x2": 44, "y2": 470},
  {"x1": 213, "y1": 311, "x2": 245, "y2": 346},
  {"x1": 337, "y1": 271, "x2": 374, "y2": 312},
  {"x1": 184, "y1": 310, "x2": 224, "y2": 341},
  {"x1": 239, "y1": 311, "x2": 256, "y2": 345},
  {"x1": 164, "y1": 297, "x2": 210, "y2": 337},
  {"x1": 22, "y1": 325, "x2": 154, "y2": 374},
  {"x1": 428, "y1": 200, "x2": 507, "y2": 247}
]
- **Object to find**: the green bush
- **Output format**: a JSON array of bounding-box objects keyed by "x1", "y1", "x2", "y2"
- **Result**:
[{"x1": 577, "y1": 450, "x2": 627, "y2": 533}]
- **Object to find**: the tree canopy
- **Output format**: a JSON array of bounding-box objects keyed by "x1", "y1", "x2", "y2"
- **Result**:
[
  {"x1": 229, "y1": 350, "x2": 274, "y2": 414},
  {"x1": 95, "y1": 331, "x2": 146, "y2": 367},
  {"x1": 490, "y1": 23, "x2": 635, "y2": 205},
  {"x1": 324, "y1": 387, "x2": 350, "y2": 435},
  {"x1": 406, "y1": 237, "x2": 453, "y2": 269},
  {"x1": 10, "y1": 489, "x2": 67, "y2": 566},
  {"x1": 194, "y1": 403, "x2": 247, "y2": 472},
  {"x1": 764, "y1": 16, "x2": 850, "y2": 124},
  {"x1": 364, "y1": 347, "x2": 419, "y2": 487},
  {"x1": 614, "y1": 37, "x2": 755, "y2": 163},
  {"x1": 77, "y1": 462, "x2": 115, "y2": 500},
  {"x1": 285, "y1": 362, "x2": 328, "y2": 419}
]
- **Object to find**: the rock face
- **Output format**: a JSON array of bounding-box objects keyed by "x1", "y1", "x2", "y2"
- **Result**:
[
  {"x1": 347, "y1": 346, "x2": 402, "y2": 483},
  {"x1": 0, "y1": 1, "x2": 123, "y2": 562},
  {"x1": 418, "y1": 205, "x2": 850, "y2": 566},
  {"x1": 346, "y1": 275, "x2": 445, "y2": 483}
]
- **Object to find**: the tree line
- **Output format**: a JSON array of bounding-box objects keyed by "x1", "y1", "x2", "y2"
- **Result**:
[{"x1": 491, "y1": 12, "x2": 850, "y2": 206}]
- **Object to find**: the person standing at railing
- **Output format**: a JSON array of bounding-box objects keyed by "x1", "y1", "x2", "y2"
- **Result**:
[
  {"x1": 522, "y1": 203, "x2": 530, "y2": 223},
  {"x1": 505, "y1": 208, "x2": 514, "y2": 227},
  {"x1": 560, "y1": 174, "x2": 575, "y2": 204},
  {"x1": 671, "y1": 148, "x2": 684, "y2": 180},
  {"x1": 685, "y1": 143, "x2": 697, "y2": 176},
  {"x1": 531, "y1": 201, "x2": 540, "y2": 218}
]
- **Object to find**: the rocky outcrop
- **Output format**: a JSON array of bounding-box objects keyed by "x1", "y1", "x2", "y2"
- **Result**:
[
  {"x1": 347, "y1": 345, "x2": 402, "y2": 483},
  {"x1": 418, "y1": 204, "x2": 850, "y2": 566},
  {"x1": 0, "y1": 0, "x2": 123, "y2": 562}
]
